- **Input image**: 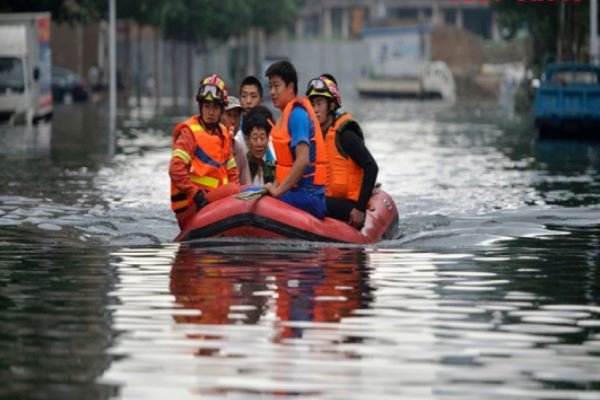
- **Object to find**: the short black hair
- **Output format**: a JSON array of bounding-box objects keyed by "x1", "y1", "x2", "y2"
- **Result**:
[
  {"x1": 242, "y1": 105, "x2": 274, "y2": 137},
  {"x1": 320, "y1": 73, "x2": 337, "y2": 85},
  {"x1": 240, "y1": 75, "x2": 263, "y2": 98},
  {"x1": 265, "y1": 60, "x2": 298, "y2": 95}
]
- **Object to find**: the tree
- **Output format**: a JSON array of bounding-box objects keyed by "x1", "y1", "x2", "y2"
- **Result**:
[
  {"x1": 0, "y1": 0, "x2": 101, "y2": 24},
  {"x1": 493, "y1": 1, "x2": 596, "y2": 67},
  {"x1": 247, "y1": 0, "x2": 299, "y2": 34}
]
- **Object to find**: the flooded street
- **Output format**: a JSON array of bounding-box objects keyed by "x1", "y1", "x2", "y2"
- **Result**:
[{"x1": 1, "y1": 99, "x2": 600, "y2": 399}]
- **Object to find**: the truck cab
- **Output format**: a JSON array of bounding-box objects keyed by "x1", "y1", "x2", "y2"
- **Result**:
[
  {"x1": 534, "y1": 63, "x2": 600, "y2": 138},
  {"x1": 0, "y1": 13, "x2": 52, "y2": 125}
]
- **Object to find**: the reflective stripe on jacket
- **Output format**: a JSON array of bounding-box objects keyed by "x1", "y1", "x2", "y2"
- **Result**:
[{"x1": 170, "y1": 115, "x2": 233, "y2": 213}]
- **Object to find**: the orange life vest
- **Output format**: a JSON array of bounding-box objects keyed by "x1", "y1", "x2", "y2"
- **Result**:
[
  {"x1": 170, "y1": 115, "x2": 234, "y2": 213},
  {"x1": 323, "y1": 113, "x2": 364, "y2": 202},
  {"x1": 270, "y1": 97, "x2": 327, "y2": 187}
]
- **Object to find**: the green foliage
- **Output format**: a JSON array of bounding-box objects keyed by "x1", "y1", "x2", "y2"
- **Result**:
[
  {"x1": 247, "y1": 0, "x2": 299, "y2": 34},
  {"x1": 0, "y1": 0, "x2": 101, "y2": 23},
  {"x1": 158, "y1": 0, "x2": 299, "y2": 42},
  {"x1": 0, "y1": 0, "x2": 301, "y2": 40},
  {"x1": 493, "y1": 1, "x2": 595, "y2": 66},
  {"x1": 159, "y1": 0, "x2": 252, "y2": 41}
]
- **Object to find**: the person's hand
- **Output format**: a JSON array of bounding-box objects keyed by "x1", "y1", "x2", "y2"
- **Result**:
[
  {"x1": 193, "y1": 191, "x2": 209, "y2": 211},
  {"x1": 349, "y1": 208, "x2": 365, "y2": 229},
  {"x1": 264, "y1": 182, "x2": 280, "y2": 197}
]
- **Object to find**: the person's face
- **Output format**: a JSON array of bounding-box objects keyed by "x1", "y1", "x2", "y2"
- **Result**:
[
  {"x1": 269, "y1": 76, "x2": 295, "y2": 110},
  {"x1": 221, "y1": 108, "x2": 242, "y2": 133},
  {"x1": 240, "y1": 85, "x2": 261, "y2": 112},
  {"x1": 246, "y1": 127, "x2": 269, "y2": 161},
  {"x1": 200, "y1": 102, "x2": 222, "y2": 125},
  {"x1": 310, "y1": 96, "x2": 332, "y2": 125}
]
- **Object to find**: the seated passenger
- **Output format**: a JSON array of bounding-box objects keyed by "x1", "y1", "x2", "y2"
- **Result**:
[
  {"x1": 306, "y1": 74, "x2": 378, "y2": 229},
  {"x1": 264, "y1": 61, "x2": 327, "y2": 219},
  {"x1": 242, "y1": 106, "x2": 275, "y2": 185},
  {"x1": 221, "y1": 96, "x2": 251, "y2": 184},
  {"x1": 237, "y1": 75, "x2": 276, "y2": 162}
]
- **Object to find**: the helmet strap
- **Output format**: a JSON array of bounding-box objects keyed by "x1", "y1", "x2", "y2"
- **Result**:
[{"x1": 328, "y1": 99, "x2": 338, "y2": 115}]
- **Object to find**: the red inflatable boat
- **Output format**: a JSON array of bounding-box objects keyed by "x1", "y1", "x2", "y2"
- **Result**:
[{"x1": 175, "y1": 187, "x2": 399, "y2": 244}]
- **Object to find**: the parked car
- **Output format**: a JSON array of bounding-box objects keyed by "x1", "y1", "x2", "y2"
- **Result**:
[{"x1": 52, "y1": 65, "x2": 88, "y2": 104}]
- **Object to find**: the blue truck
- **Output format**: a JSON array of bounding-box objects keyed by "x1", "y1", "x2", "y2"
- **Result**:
[{"x1": 534, "y1": 63, "x2": 600, "y2": 138}]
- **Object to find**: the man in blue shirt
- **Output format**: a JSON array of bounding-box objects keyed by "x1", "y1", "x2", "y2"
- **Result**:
[{"x1": 263, "y1": 61, "x2": 327, "y2": 219}]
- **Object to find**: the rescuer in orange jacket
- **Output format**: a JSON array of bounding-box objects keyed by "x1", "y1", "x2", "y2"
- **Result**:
[
  {"x1": 169, "y1": 74, "x2": 240, "y2": 229},
  {"x1": 306, "y1": 74, "x2": 379, "y2": 229},
  {"x1": 263, "y1": 61, "x2": 327, "y2": 219}
]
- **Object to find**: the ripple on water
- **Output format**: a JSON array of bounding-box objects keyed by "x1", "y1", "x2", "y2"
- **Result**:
[{"x1": 3, "y1": 104, "x2": 600, "y2": 399}]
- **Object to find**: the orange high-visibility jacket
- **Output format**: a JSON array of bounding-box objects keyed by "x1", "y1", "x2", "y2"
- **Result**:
[
  {"x1": 170, "y1": 116, "x2": 235, "y2": 213},
  {"x1": 270, "y1": 97, "x2": 327, "y2": 187},
  {"x1": 323, "y1": 113, "x2": 364, "y2": 202}
]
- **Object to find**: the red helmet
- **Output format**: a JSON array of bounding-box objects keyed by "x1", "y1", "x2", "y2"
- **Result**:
[
  {"x1": 305, "y1": 75, "x2": 341, "y2": 108},
  {"x1": 197, "y1": 74, "x2": 228, "y2": 106}
]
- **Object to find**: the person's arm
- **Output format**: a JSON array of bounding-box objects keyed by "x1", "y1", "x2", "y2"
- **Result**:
[
  {"x1": 233, "y1": 140, "x2": 251, "y2": 185},
  {"x1": 265, "y1": 143, "x2": 309, "y2": 197},
  {"x1": 226, "y1": 153, "x2": 240, "y2": 185},
  {"x1": 169, "y1": 127, "x2": 201, "y2": 200},
  {"x1": 340, "y1": 129, "x2": 378, "y2": 228}
]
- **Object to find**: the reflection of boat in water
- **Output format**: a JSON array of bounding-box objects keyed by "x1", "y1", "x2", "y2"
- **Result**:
[
  {"x1": 170, "y1": 244, "x2": 372, "y2": 342},
  {"x1": 175, "y1": 186, "x2": 399, "y2": 244}
]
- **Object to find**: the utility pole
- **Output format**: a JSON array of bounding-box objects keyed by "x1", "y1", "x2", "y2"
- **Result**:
[
  {"x1": 592, "y1": 0, "x2": 599, "y2": 65},
  {"x1": 109, "y1": 0, "x2": 117, "y2": 157},
  {"x1": 557, "y1": 1, "x2": 565, "y2": 62}
]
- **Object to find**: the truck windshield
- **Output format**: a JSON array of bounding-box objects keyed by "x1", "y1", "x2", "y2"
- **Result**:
[
  {"x1": 0, "y1": 57, "x2": 25, "y2": 93},
  {"x1": 552, "y1": 70, "x2": 599, "y2": 85}
]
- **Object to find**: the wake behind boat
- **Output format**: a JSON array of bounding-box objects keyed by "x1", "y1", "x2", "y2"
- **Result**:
[{"x1": 175, "y1": 187, "x2": 399, "y2": 244}]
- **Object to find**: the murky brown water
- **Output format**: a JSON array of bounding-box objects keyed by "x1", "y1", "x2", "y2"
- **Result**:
[{"x1": 1, "y1": 99, "x2": 600, "y2": 399}]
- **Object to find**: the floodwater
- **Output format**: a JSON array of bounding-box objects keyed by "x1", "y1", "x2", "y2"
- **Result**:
[{"x1": 1, "y1": 99, "x2": 599, "y2": 399}]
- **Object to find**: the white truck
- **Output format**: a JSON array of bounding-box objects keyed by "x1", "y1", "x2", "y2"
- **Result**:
[{"x1": 0, "y1": 13, "x2": 52, "y2": 125}]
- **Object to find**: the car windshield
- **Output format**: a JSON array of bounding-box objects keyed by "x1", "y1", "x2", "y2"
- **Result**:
[
  {"x1": 0, "y1": 57, "x2": 25, "y2": 93},
  {"x1": 52, "y1": 67, "x2": 80, "y2": 85}
]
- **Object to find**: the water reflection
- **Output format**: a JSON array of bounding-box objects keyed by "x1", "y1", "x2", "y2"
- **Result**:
[
  {"x1": 169, "y1": 243, "x2": 372, "y2": 343},
  {"x1": 533, "y1": 139, "x2": 600, "y2": 207},
  {"x1": 534, "y1": 139, "x2": 600, "y2": 173},
  {"x1": 103, "y1": 241, "x2": 600, "y2": 399},
  {"x1": 0, "y1": 235, "x2": 116, "y2": 399},
  {"x1": 0, "y1": 122, "x2": 51, "y2": 157},
  {"x1": 2, "y1": 99, "x2": 600, "y2": 399},
  {"x1": 102, "y1": 243, "x2": 375, "y2": 398},
  {"x1": 51, "y1": 103, "x2": 112, "y2": 165}
]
